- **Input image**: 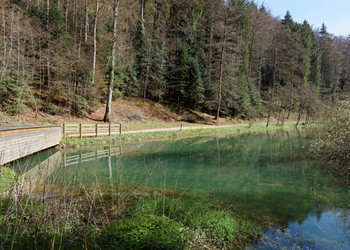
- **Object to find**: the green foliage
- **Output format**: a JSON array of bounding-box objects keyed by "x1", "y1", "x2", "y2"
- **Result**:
[
  {"x1": 167, "y1": 36, "x2": 205, "y2": 107},
  {"x1": 4, "y1": 0, "x2": 350, "y2": 122},
  {"x1": 0, "y1": 168, "x2": 18, "y2": 194},
  {"x1": 133, "y1": 196, "x2": 262, "y2": 248},
  {"x1": 100, "y1": 214, "x2": 191, "y2": 249},
  {"x1": 133, "y1": 19, "x2": 150, "y2": 97},
  {"x1": 311, "y1": 99, "x2": 350, "y2": 179},
  {"x1": 0, "y1": 77, "x2": 26, "y2": 115},
  {"x1": 25, "y1": 3, "x2": 66, "y2": 38},
  {"x1": 42, "y1": 103, "x2": 59, "y2": 115},
  {"x1": 72, "y1": 95, "x2": 89, "y2": 117}
]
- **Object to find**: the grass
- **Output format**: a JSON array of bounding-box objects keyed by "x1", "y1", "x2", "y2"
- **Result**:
[
  {"x1": 0, "y1": 181, "x2": 265, "y2": 249},
  {"x1": 61, "y1": 123, "x2": 303, "y2": 149},
  {"x1": 121, "y1": 121, "x2": 199, "y2": 131}
]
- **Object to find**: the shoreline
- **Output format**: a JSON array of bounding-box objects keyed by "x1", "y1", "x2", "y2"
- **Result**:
[{"x1": 60, "y1": 122, "x2": 306, "y2": 149}]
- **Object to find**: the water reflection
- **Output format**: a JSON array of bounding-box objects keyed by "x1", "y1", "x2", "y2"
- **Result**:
[{"x1": 12, "y1": 129, "x2": 350, "y2": 248}]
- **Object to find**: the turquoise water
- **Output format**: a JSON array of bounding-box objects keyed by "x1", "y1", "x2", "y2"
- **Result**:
[{"x1": 13, "y1": 129, "x2": 350, "y2": 249}]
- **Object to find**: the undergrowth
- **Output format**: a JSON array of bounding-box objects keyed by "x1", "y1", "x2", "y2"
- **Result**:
[{"x1": 0, "y1": 183, "x2": 263, "y2": 249}]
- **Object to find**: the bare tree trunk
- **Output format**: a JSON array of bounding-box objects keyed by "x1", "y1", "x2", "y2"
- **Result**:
[
  {"x1": 65, "y1": 0, "x2": 68, "y2": 30},
  {"x1": 276, "y1": 104, "x2": 282, "y2": 126},
  {"x1": 84, "y1": 0, "x2": 89, "y2": 43},
  {"x1": 140, "y1": 0, "x2": 144, "y2": 21},
  {"x1": 1, "y1": 11, "x2": 14, "y2": 80},
  {"x1": 22, "y1": 40, "x2": 38, "y2": 117},
  {"x1": 104, "y1": 0, "x2": 119, "y2": 122},
  {"x1": 47, "y1": 57, "x2": 50, "y2": 87},
  {"x1": 92, "y1": 0, "x2": 99, "y2": 86},
  {"x1": 215, "y1": 14, "x2": 227, "y2": 121},
  {"x1": 1, "y1": 4, "x2": 7, "y2": 79},
  {"x1": 304, "y1": 108, "x2": 309, "y2": 125},
  {"x1": 208, "y1": 22, "x2": 213, "y2": 84},
  {"x1": 266, "y1": 44, "x2": 278, "y2": 127},
  {"x1": 296, "y1": 109, "x2": 302, "y2": 127},
  {"x1": 46, "y1": 0, "x2": 50, "y2": 25}
]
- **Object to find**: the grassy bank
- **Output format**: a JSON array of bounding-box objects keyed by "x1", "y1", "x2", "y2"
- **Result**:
[
  {"x1": 0, "y1": 182, "x2": 266, "y2": 249},
  {"x1": 61, "y1": 123, "x2": 303, "y2": 149}
]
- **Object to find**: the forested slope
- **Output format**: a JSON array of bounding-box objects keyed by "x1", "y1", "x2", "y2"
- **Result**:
[{"x1": 0, "y1": 0, "x2": 349, "y2": 123}]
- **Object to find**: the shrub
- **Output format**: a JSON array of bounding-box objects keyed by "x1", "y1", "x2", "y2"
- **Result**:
[
  {"x1": 132, "y1": 196, "x2": 262, "y2": 248},
  {"x1": 0, "y1": 77, "x2": 27, "y2": 115},
  {"x1": 311, "y1": 100, "x2": 350, "y2": 179},
  {"x1": 0, "y1": 167, "x2": 18, "y2": 194},
  {"x1": 99, "y1": 214, "x2": 191, "y2": 249},
  {"x1": 42, "y1": 103, "x2": 59, "y2": 115}
]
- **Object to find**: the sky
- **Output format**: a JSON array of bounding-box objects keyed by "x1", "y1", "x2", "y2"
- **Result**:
[{"x1": 260, "y1": 0, "x2": 350, "y2": 37}]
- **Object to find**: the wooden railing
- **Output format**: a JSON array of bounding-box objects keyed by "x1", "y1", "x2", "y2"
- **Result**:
[
  {"x1": 63, "y1": 146, "x2": 121, "y2": 166},
  {"x1": 62, "y1": 123, "x2": 121, "y2": 138}
]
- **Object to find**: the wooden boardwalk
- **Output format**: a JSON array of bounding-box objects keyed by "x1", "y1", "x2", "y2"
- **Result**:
[{"x1": 0, "y1": 126, "x2": 62, "y2": 165}]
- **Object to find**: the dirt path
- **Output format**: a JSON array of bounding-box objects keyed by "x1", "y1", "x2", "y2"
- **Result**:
[{"x1": 122, "y1": 123, "x2": 262, "y2": 134}]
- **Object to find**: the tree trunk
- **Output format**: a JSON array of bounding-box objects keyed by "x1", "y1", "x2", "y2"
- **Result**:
[
  {"x1": 208, "y1": 22, "x2": 213, "y2": 84},
  {"x1": 1, "y1": 4, "x2": 7, "y2": 79},
  {"x1": 92, "y1": 0, "x2": 99, "y2": 86},
  {"x1": 296, "y1": 109, "x2": 302, "y2": 127},
  {"x1": 65, "y1": 0, "x2": 68, "y2": 30},
  {"x1": 215, "y1": 14, "x2": 227, "y2": 120},
  {"x1": 104, "y1": 0, "x2": 119, "y2": 122},
  {"x1": 46, "y1": 0, "x2": 50, "y2": 25},
  {"x1": 140, "y1": 0, "x2": 144, "y2": 21},
  {"x1": 84, "y1": 0, "x2": 89, "y2": 43},
  {"x1": 266, "y1": 43, "x2": 278, "y2": 127}
]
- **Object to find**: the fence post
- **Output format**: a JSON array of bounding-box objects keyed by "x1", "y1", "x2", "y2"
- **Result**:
[
  {"x1": 109, "y1": 123, "x2": 111, "y2": 136},
  {"x1": 80, "y1": 123, "x2": 82, "y2": 138},
  {"x1": 95, "y1": 124, "x2": 98, "y2": 137},
  {"x1": 63, "y1": 123, "x2": 66, "y2": 138},
  {"x1": 119, "y1": 124, "x2": 122, "y2": 135},
  {"x1": 180, "y1": 123, "x2": 183, "y2": 131}
]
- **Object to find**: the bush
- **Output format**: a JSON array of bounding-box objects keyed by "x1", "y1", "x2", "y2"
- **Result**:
[
  {"x1": 311, "y1": 100, "x2": 350, "y2": 179},
  {"x1": 0, "y1": 77, "x2": 27, "y2": 115},
  {"x1": 0, "y1": 167, "x2": 18, "y2": 194},
  {"x1": 42, "y1": 103, "x2": 59, "y2": 115},
  {"x1": 132, "y1": 196, "x2": 262, "y2": 248},
  {"x1": 99, "y1": 214, "x2": 191, "y2": 249}
]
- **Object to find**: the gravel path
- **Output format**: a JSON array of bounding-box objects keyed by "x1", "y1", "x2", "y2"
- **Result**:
[{"x1": 122, "y1": 124, "x2": 254, "y2": 134}]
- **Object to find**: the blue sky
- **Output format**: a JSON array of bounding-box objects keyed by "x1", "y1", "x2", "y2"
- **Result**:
[{"x1": 260, "y1": 0, "x2": 350, "y2": 37}]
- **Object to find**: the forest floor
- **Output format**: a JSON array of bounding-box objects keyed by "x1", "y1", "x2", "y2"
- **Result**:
[{"x1": 0, "y1": 97, "x2": 300, "y2": 130}]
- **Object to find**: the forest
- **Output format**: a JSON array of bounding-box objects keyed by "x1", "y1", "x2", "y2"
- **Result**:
[{"x1": 0, "y1": 0, "x2": 350, "y2": 122}]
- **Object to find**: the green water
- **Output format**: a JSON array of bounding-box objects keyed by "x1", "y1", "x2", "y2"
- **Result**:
[{"x1": 13, "y1": 129, "x2": 350, "y2": 248}]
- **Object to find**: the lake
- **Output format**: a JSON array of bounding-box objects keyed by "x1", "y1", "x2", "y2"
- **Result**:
[{"x1": 13, "y1": 128, "x2": 350, "y2": 249}]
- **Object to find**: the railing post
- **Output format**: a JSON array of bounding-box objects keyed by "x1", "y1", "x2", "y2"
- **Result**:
[
  {"x1": 63, "y1": 123, "x2": 66, "y2": 138},
  {"x1": 95, "y1": 123, "x2": 98, "y2": 137},
  {"x1": 80, "y1": 123, "x2": 82, "y2": 138},
  {"x1": 119, "y1": 124, "x2": 122, "y2": 135},
  {"x1": 109, "y1": 123, "x2": 111, "y2": 136},
  {"x1": 180, "y1": 123, "x2": 183, "y2": 131}
]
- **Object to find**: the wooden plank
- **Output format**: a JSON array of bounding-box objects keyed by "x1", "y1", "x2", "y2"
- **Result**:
[{"x1": 0, "y1": 126, "x2": 61, "y2": 165}]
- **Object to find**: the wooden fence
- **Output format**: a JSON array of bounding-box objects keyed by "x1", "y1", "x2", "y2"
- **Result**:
[{"x1": 62, "y1": 123, "x2": 121, "y2": 138}]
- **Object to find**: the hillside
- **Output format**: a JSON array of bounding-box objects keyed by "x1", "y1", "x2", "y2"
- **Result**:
[
  {"x1": 0, "y1": 0, "x2": 349, "y2": 125},
  {"x1": 0, "y1": 97, "x2": 223, "y2": 127}
]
